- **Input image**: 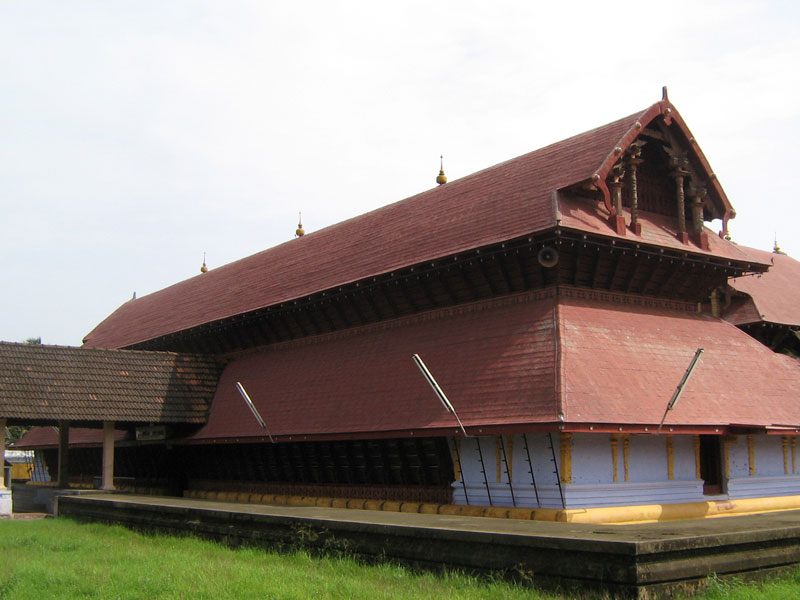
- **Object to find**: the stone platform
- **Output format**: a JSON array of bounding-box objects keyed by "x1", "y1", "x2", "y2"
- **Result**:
[{"x1": 57, "y1": 493, "x2": 800, "y2": 599}]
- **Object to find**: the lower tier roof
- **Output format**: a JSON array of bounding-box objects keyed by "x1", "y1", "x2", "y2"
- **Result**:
[{"x1": 188, "y1": 288, "x2": 800, "y2": 443}]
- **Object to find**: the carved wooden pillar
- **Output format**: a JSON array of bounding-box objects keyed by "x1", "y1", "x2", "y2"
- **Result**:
[
  {"x1": 609, "y1": 163, "x2": 626, "y2": 235},
  {"x1": 671, "y1": 155, "x2": 689, "y2": 243},
  {"x1": 626, "y1": 144, "x2": 644, "y2": 235},
  {"x1": 710, "y1": 288, "x2": 721, "y2": 318},
  {"x1": 689, "y1": 185, "x2": 710, "y2": 250}
]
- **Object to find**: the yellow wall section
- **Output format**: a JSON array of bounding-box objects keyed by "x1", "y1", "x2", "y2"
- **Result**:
[
  {"x1": 622, "y1": 435, "x2": 630, "y2": 482},
  {"x1": 666, "y1": 435, "x2": 674, "y2": 481},
  {"x1": 610, "y1": 436, "x2": 619, "y2": 483},
  {"x1": 452, "y1": 438, "x2": 461, "y2": 481},
  {"x1": 693, "y1": 435, "x2": 701, "y2": 480},
  {"x1": 784, "y1": 437, "x2": 790, "y2": 475},
  {"x1": 559, "y1": 433, "x2": 572, "y2": 484}
]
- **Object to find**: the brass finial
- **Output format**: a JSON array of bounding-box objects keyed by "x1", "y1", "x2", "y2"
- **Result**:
[
  {"x1": 295, "y1": 212, "x2": 305, "y2": 237},
  {"x1": 774, "y1": 234, "x2": 786, "y2": 255},
  {"x1": 200, "y1": 252, "x2": 208, "y2": 273},
  {"x1": 436, "y1": 155, "x2": 447, "y2": 185}
]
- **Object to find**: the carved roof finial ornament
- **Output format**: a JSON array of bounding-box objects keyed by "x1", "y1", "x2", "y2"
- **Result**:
[
  {"x1": 200, "y1": 252, "x2": 208, "y2": 274},
  {"x1": 436, "y1": 155, "x2": 447, "y2": 185},
  {"x1": 295, "y1": 212, "x2": 305, "y2": 237},
  {"x1": 774, "y1": 234, "x2": 787, "y2": 255}
]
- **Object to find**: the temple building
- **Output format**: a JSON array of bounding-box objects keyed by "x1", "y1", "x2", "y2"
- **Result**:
[{"x1": 7, "y1": 90, "x2": 800, "y2": 519}]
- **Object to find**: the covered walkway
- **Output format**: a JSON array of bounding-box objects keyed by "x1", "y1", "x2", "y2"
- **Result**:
[{"x1": 0, "y1": 341, "x2": 221, "y2": 514}]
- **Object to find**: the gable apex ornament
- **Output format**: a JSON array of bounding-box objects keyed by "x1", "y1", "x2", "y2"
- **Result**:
[{"x1": 436, "y1": 155, "x2": 447, "y2": 185}]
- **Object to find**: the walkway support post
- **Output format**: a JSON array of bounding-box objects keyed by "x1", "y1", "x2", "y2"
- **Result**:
[
  {"x1": 57, "y1": 420, "x2": 70, "y2": 488},
  {"x1": 0, "y1": 417, "x2": 9, "y2": 517},
  {"x1": 0, "y1": 418, "x2": 6, "y2": 490},
  {"x1": 102, "y1": 421, "x2": 115, "y2": 491}
]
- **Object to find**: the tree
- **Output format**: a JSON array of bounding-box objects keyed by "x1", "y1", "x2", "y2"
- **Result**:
[
  {"x1": 5, "y1": 426, "x2": 29, "y2": 448},
  {"x1": 23, "y1": 336, "x2": 41, "y2": 345}
]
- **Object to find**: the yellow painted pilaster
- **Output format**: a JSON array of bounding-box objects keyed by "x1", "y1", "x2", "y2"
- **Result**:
[
  {"x1": 452, "y1": 438, "x2": 461, "y2": 481},
  {"x1": 783, "y1": 437, "x2": 790, "y2": 475},
  {"x1": 559, "y1": 433, "x2": 573, "y2": 484},
  {"x1": 666, "y1": 435, "x2": 675, "y2": 481},
  {"x1": 505, "y1": 435, "x2": 514, "y2": 481},
  {"x1": 724, "y1": 436, "x2": 732, "y2": 479},
  {"x1": 747, "y1": 434, "x2": 755, "y2": 477},
  {"x1": 622, "y1": 435, "x2": 630, "y2": 482},
  {"x1": 694, "y1": 435, "x2": 701, "y2": 480},
  {"x1": 610, "y1": 436, "x2": 619, "y2": 483}
]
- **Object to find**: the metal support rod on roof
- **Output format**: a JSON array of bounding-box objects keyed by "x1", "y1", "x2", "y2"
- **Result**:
[
  {"x1": 657, "y1": 348, "x2": 704, "y2": 434},
  {"x1": 411, "y1": 354, "x2": 468, "y2": 437},
  {"x1": 235, "y1": 382, "x2": 275, "y2": 443}
]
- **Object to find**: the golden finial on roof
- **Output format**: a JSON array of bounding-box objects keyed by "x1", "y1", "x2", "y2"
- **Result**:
[
  {"x1": 295, "y1": 212, "x2": 305, "y2": 237},
  {"x1": 436, "y1": 155, "x2": 447, "y2": 185},
  {"x1": 774, "y1": 234, "x2": 787, "y2": 255},
  {"x1": 200, "y1": 252, "x2": 208, "y2": 273}
]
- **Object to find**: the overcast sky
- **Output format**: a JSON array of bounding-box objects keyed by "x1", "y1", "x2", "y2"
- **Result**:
[{"x1": 1, "y1": 1, "x2": 798, "y2": 346}]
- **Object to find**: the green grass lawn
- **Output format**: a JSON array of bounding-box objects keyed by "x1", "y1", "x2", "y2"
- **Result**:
[{"x1": 1, "y1": 518, "x2": 799, "y2": 599}]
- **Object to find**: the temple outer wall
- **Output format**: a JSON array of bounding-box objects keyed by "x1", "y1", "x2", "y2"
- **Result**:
[{"x1": 450, "y1": 432, "x2": 800, "y2": 509}]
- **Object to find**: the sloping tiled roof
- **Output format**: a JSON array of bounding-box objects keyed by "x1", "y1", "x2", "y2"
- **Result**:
[
  {"x1": 558, "y1": 294, "x2": 800, "y2": 428},
  {"x1": 12, "y1": 426, "x2": 126, "y2": 450},
  {"x1": 0, "y1": 342, "x2": 222, "y2": 424},
  {"x1": 86, "y1": 101, "x2": 712, "y2": 350},
  {"x1": 557, "y1": 197, "x2": 764, "y2": 264},
  {"x1": 186, "y1": 290, "x2": 800, "y2": 443},
  {"x1": 189, "y1": 291, "x2": 559, "y2": 442},
  {"x1": 724, "y1": 247, "x2": 800, "y2": 327}
]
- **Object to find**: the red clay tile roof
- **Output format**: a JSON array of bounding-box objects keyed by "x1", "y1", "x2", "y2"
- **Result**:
[
  {"x1": 187, "y1": 290, "x2": 800, "y2": 442},
  {"x1": 189, "y1": 291, "x2": 560, "y2": 442},
  {"x1": 0, "y1": 342, "x2": 221, "y2": 424},
  {"x1": 86, "y1": 97, "x2": 750, "y2": 350},
  {"x1": 557, "y1": 196, "x2": 764, "y2": 264},
  {"x1": 12, "y1": 426, "x2": 126, "y2": 450},
  {"x1": 724, "y1": 247, "x2": 800, "y2": 326},
  {"x1": 558, "y1": 293, "x2": 800, "y2": 428}
]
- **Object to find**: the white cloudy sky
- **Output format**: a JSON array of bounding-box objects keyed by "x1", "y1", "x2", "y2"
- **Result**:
[{"x1": 1, "y1": 1, "x2": 798, "y2": 346}]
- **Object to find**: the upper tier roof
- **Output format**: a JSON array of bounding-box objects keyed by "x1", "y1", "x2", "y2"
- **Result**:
[{"x1": 84, "y1": 95, "x2": 762, "y2": 350}]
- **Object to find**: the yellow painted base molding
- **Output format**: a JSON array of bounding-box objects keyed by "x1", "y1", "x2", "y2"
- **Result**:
[{"x1": 182, "y1": 490, "x2": 800, "y2": 524}]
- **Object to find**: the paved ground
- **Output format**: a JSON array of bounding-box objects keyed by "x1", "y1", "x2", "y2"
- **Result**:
[{"x1": 60, "y1": 492, "x2": 800, "y2": 545}]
